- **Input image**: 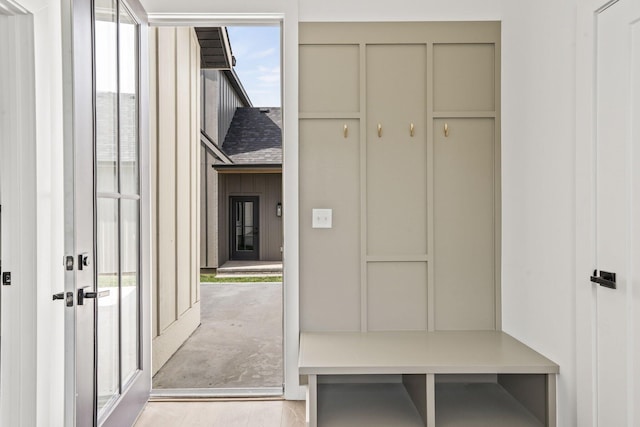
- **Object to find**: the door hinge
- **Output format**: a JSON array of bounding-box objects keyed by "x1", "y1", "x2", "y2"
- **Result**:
[{"x1": 2, "y1": 272, "x2": 11, "y2": 286}]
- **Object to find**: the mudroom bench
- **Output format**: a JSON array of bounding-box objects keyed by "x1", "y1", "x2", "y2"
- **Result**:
[{"x1": 299, "y1": 331, "x2": 559, "y2": 427}]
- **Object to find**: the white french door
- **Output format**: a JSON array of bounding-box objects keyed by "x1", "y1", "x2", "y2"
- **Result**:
[
  {"x1": 589, "y1": 0, "x2": 640, "y2": 424},
  {"x1": 66, "y1": 0, "x2": 150, "y2": 425}
]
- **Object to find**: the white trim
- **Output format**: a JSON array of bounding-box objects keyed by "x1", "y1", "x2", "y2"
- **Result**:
[
  {"x1": 0, "y1": 0, "x2": 28, "y2": 15},
  {"x1": 575, "y1": 1, "x2": 620, "y2": 426},
  {"x1": 148, "y1": 13, "x2": 283, "y2": 26},
  {"x1": 148, "y1": 11, "x2": 305, "y2": 401},
  {"x1": 0, "y1": 7, "x2": 38, "y2": 427}
]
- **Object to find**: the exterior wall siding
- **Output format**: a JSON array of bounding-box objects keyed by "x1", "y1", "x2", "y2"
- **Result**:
[
  {"x1": 201, "y1": 69, "x2": 219, "y2": 142},
  {"x1": 200, "y1": 146, "x2": 219, "y2": 268},
  {"x1": 218, "y1": 72, "x2": 245, "y2": 144},
  {"x1": 149, "y1": 26, "x2": 201, "y2": 374},
  {"x1": 218, "y1": 173, "x2": 283, "y2": 264}
]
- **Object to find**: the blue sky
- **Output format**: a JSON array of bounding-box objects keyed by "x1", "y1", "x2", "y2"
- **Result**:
[{"x1": 227, "y1": 26, "x2": 281, "y2": 107}]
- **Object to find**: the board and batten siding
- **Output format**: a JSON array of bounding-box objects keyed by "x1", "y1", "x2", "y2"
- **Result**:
[
  {"x1": 149, "y1": 26, "x2": 201, "y2": 374},
  {"x1": 218, "y1": 173, "x2": 283, "y2": 264},
  {"x1": 200, "y1": 146, "x2": 219, "y2": 268},
  {"x1": 218, "y1": 72, "x2": 245, "y2": 144}
]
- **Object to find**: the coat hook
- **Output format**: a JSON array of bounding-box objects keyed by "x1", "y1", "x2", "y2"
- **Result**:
[
  {"x1": 343, "y1": 124, "x2": 348, "y2": 138},
  {"x1": 444, "y1": 123, "x2": 449, "y2": 137},
  {"x1": 377, "y1": 123, "x2": 382, "y2": 138},
  {"x1": 410, "y1": 123, "x2": 415, "y2": 137}
]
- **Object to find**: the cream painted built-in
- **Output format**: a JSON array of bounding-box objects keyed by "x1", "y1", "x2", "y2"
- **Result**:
[{"x1": 299, "y1": 22, "x2": 500, "y2": 334}]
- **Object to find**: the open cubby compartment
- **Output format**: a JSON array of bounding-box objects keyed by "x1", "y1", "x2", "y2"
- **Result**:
[
  {"x1": 434, "y1": 374, "x2": 552, "y2": 427},
  {"x1": 315, "y1": 374, "x2": 427, "y2": 427}
]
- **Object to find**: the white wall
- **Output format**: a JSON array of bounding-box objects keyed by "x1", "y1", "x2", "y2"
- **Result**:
[
  {"x1": 499, "y1": 3, "x2": 577, "y2": 427},
  {"x1": 0, "y1": 0, "x2": 65, "y2": 425}
]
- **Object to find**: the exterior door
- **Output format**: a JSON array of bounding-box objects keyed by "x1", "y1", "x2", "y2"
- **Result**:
[
  {"x1": 67, "y1": 0, "x2": 150, "y2": 425},
  {"x1": 591, "y1": 0, "x2": 640, "y2": 424},
  {"x1": 231, "y1": 196, "x2": 259, "y2": 260}
]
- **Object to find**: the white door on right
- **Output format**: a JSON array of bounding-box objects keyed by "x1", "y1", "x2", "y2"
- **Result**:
[{"x1": 593, "y1": 0, "x2": 640, "y2": 424}]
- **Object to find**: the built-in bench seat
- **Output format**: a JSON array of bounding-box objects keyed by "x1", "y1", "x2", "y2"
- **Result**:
[{"x1": 299, "y1": 331, "x2": 559, "y2": 427}]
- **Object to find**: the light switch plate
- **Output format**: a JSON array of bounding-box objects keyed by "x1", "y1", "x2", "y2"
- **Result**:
[{"x1": 312, "y1": 209, "x2": 332, "y2": 228}]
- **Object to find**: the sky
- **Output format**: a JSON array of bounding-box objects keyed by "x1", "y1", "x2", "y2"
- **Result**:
[{"x1": 227, "y1": 26, "x2": 281, "y2": 107}]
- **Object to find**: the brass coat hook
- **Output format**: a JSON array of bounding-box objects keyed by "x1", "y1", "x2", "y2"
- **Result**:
[
  {"x1": 343, "y1": 124, "x2": 348, "y2": 138},
  {"x1": 410, "y1": 123, "x2": 415, "y2": 137},
  {"x1": 444, "y1": 123, "x2": 449, "y2": 137},
  {"x1": 377, "y1": 123, "x2": 382, "y2": 138}
]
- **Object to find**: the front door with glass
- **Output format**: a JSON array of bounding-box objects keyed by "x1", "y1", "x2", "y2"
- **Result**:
[
  {"x1": 68, "y1": 0, "x2": 149, "y2": 425},
  {"x1": 231, "y1": 196, "x2": 259, "y2": 260}
]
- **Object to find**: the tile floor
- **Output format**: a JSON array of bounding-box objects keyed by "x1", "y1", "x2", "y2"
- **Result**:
[{"x1": 134, "y1": 399, "x2": 306, "y2": 427}]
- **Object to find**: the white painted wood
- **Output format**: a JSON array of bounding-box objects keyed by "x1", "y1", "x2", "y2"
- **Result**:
[
  {"x1": 299, "y1": 331, "x2": 559, "y2": 375},
  {"x1": 575, "y1": 1, "x2": 605, "y2": 425},
  {"x1": 592, "y1": 1, "x2": 640, "y2": 425},
  {"x1": 306, "y1": 374, "x2": 317, "y2": 427},
  {"x1": 176, "y1": 26, "x2": 192, "y2": 316},
  {"x1": 0, "y1": 9, "x2": 38, "y2": 427}
]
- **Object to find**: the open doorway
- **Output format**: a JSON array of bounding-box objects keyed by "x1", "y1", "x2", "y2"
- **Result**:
[{"x1": 149, "y1": 24, "x2": 283, "y2": 395}]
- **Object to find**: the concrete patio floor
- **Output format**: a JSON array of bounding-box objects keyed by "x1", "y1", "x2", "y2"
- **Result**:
[{"x1": 152, "y1": 282, "x2": 283, "y2": 390}]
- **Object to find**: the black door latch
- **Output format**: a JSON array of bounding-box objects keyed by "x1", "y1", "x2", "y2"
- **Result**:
[
  {"x1": 590, "y1": 270, "x2": 617, "y2": 289},
  {"x1": 2, "y1": 272, "x2": 10, "y2": 286}
]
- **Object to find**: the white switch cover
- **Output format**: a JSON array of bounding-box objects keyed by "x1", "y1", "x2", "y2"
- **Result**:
[{"x1": 312, "y1": 209, "x2": 332, "y2": 229}]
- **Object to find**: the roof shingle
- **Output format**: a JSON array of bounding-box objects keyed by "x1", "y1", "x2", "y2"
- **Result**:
[{"x1": 221, "y1": 107, "x2": 282, "y2": 165}]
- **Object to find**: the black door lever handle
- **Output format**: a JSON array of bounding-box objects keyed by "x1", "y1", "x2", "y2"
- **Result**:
[{"x1": 590, "y1": 270, "x2": 617, "y2": 289}]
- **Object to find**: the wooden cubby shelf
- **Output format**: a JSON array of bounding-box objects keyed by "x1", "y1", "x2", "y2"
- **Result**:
[{"x1": 299, "y1": 331, "x2": 558, "y2": 427}]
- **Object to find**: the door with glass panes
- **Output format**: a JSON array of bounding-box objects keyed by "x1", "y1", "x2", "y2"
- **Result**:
[
  {"x1": 231, "y1": 196, "x2": 260, "y2": 260},
  {"x1": 67, "y1": 0, "x2": 149, "y2": 425}
]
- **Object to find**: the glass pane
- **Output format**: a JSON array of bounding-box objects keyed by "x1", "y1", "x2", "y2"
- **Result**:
[
  {"x1": 119, "y1": 5, "x2": 139, "y2": 195},
  {"x1": 96, "y1": 197, "x2": 120, "y2": 414},
  {"x1": 121, "y1": 199, "x2": 139, "y2": 384},
  {"x1": 244, "y1": 202, "x2": 253, "y2": 227},
  {"x1": 234, "y1": 201, "x2": 257, "y2": 252},
  {"x1": 95, "y1": 0, "x2": 118, "y2": 193}
]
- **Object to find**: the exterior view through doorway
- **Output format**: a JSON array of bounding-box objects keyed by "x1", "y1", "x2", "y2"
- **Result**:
[{"x1": 150, "y1": 24, "x2": 283, "y2": 396}]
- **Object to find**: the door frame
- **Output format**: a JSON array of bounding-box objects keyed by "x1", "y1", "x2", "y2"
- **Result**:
[
  {"x1": 230, "y1": 195, "x2": 260, "y2": 261},
  {"x1": 0, "y1": 3, "x2": 39, "y2": 426},
  {"x1": 575, "y1": 0, "x2": 622, "y2": 425},
  {"x1": 148, "y1": 12, "x2": 304, "y2": 400}
]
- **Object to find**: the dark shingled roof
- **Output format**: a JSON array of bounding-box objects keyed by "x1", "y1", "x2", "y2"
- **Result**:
[{"x1": 221, "y1": 107, "x2": 282, "y2": 165}]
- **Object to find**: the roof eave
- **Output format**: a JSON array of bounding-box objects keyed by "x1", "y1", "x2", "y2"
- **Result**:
[{"x1": 213, "y1": 163, "x2": 282, "y2": 174}]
